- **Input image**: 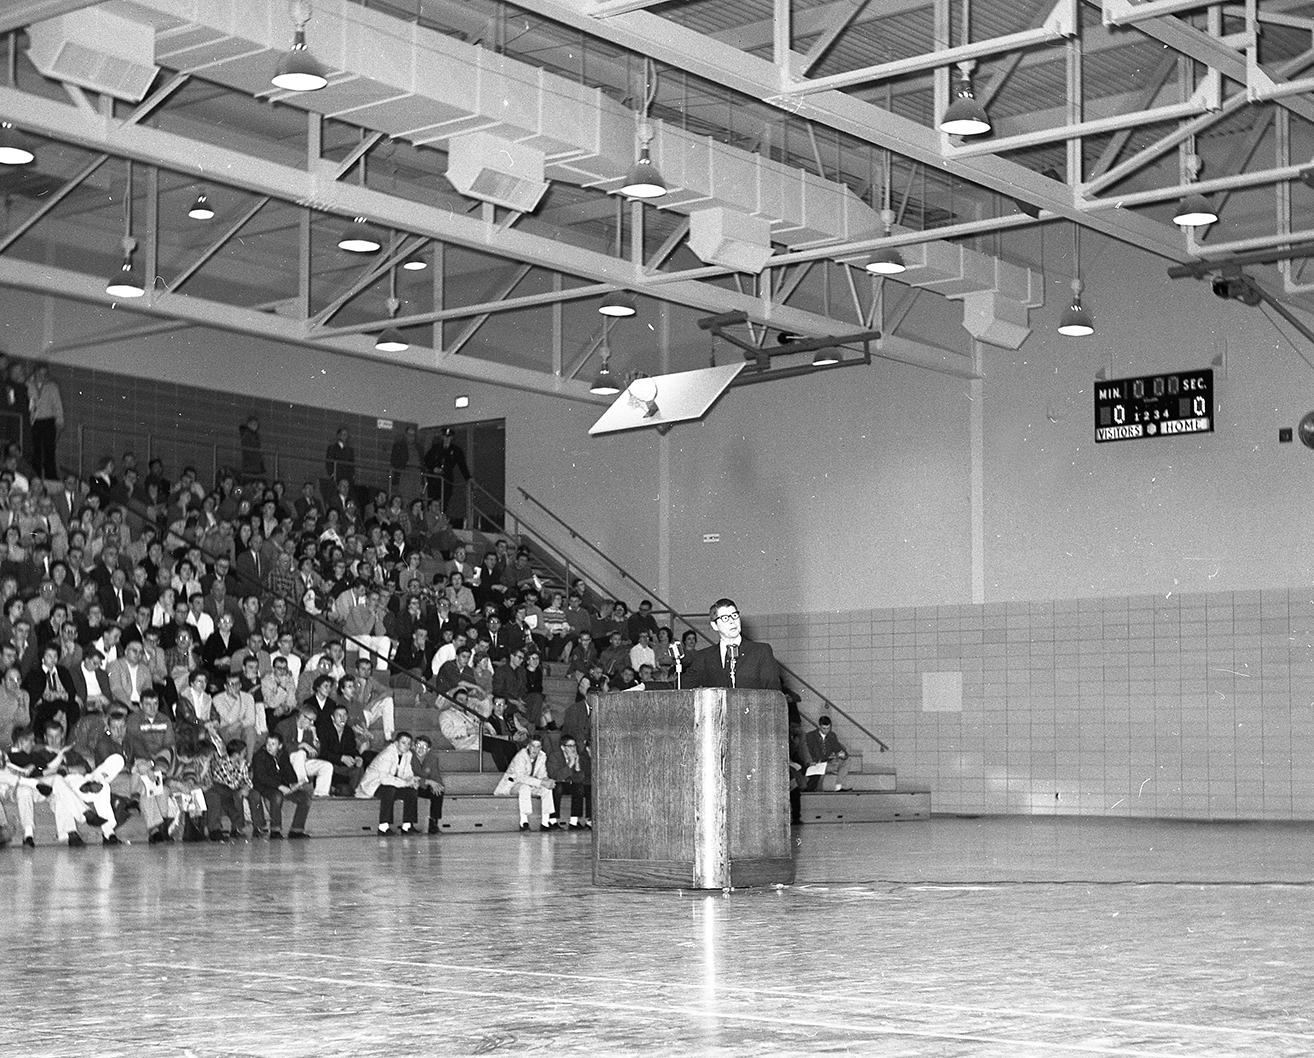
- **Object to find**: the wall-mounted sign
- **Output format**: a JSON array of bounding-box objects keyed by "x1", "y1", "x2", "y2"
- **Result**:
[{"x1": 1094, "y1": 369, "x2": 1213, "y2": 444}]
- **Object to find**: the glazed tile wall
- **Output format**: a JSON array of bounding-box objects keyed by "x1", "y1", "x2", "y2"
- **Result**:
[{"x1": 757, "y1": 589, "x2": 1314, "y2": 821}]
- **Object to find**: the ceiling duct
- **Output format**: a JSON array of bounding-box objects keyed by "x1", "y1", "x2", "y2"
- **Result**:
[
  {"x1": 688, "y1": 207, "x2": 773, "y2": 274},
  {"x1": 445, "y1": 132, "x2": 549, "y2": 213},
  {"x1": 109, "y1": 0, "x2": 878, "y2": 249},
  {"x1": 85, "y1": 0, "x2": 1043, "y2": 341},
  {"x1": 26, "y1": 8, "x2": 160, "y2": 102}
]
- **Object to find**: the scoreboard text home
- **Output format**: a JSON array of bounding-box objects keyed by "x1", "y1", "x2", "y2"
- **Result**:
[{"x1": 1094, "y1": 369, "x2": 1213, "y2": 445}]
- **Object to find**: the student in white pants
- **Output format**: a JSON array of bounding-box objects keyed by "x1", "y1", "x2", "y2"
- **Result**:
[{"x1": 493, "y1": 738, "x2": 556, "y2": 832}]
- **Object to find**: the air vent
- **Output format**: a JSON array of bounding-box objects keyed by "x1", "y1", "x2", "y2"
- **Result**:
[
  {"x1": 446, "y1": 132, "x2": 549, "y2": 213},
  {"x1": 26, "y1": 9, "x2": 159, "y2": 103}
]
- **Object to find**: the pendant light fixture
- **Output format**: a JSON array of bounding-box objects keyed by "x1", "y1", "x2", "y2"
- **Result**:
[
  {"x1": 271, "y1": 1, "x2": 329, "y2": 92},
  {"x1": 0, "y1": 123, "x2": 35, "y2": 166},
  {"x1": 375, "y1": 269, "x2": 409, "y2": 352},
  {"x1": 338, "y1": 216, "x2": 382, "y2": 253},
  {"x1": 1057, "y1": 224, "x2": 1094, "y2": 337},
  {"x1": 866, "y1": 151, "x2": 906, "y2": 275},
  {"x1": 105, "y1": 161, "x2": 146, "y2": 299},
  {"x1": 938, "y1": 2, "x2": 990, "y2": 136},
  {"x1": 187, "y1": 190, "x2": 214, "y2": 220},
  {"x1": 590, "y1": 327, "x2": 622, "y2": 395},
  {"x1": 401, "y1": 255, "x2": 428, "y2": 271},
  {"x1": 618, "y1": 59, "x2": 667, "y2": 199},
  {"x1": 812, "y1": 349, "x2": 841, "y2": 366},
  {"x1": 598, "y1": 290, "x2": 637, "y2": 317},
  {"x1": 1172, "y1": 150, "x2": 1217, "y2": 227}
]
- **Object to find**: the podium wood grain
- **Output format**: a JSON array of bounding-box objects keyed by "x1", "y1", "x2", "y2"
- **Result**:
[{"x1": 592, "y1": 688, "x2": 794, "y2": 889}]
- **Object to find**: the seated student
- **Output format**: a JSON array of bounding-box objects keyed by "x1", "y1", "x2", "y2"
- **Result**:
[
  {"x1": 249, "y1": 730, "x2": 311, "y2": 839},
  {"x1": 342, "y1": 660, "x2": 396, "y2": 745},
  {"x1": 165, "y1": 727, "x2": 216, "y2": 842},
  {"x1": 597, "y1": 631, "x2": 631, "y2": 679},
  {"x1": 803, "y1": 715, "x2": 851, "y2": 791},
  {"x1": 316, "y1": 702, "x2": 364, "y2": 795},
  {"x1": 212, "y1": 670, "x2": 265, "y2": 758},
  {"x1": 410, "y1": 734, "x2": 444, "y2": 834},
  {"x1": 0, "y1": 664, "x2": 30, "y2": 749},
  {"x1": 5, "y1": 723, "x2": 94, "y2": 847},
  {"x1": 260, "y1": 654, "x2": 299, "y2": 734},
  {"x1": 201, "y1": 612, "x2": 245, "y2": 680},
  {"x1": 493, "y1": 736, "x2": 555, "y2": 832},
  {"x1": 481, "y1": 696, "x2": 527, "y2": 772},
  {"x1": 547, "y1": 732, "x2": 591, "y2": 830},
  {"x1": 275, "y1": 704, "x2": 333, "y2": 797},
  {"x1": 124, "y1": 689, "x2": 175, "y2": 768},
  {"x1": 106, "y1": 637, "x2": 151, "y2": 710},
  {"x1": 437, "y1": 688, "x2": 481, "y2": 751},
  {"x1": 95, "y1": 707, "x2": 176, "y2": 843},
  {"x1": 24, "y1": 642, "x2": 77, "y2": 735},
  {"x1": 207, "y1": 738, "x2": 263, "y2": 841},
  {"x1": 356, "y1": 730, "x2": 419, "y2": 835}
]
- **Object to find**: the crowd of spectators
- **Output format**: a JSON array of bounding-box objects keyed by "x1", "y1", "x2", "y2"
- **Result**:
[{"x1": 0, "y1": 391, "x2": 707, "y2": 846}]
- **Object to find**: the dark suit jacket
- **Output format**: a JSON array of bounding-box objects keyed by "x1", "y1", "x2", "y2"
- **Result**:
[{"x1": 683, "y1": 639, "x2": 782, "y2": 692}]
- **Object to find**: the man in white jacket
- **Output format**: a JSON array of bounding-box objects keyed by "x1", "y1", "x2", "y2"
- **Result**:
[
  {"x1": 495, "y1": 737, "x2": 555, "y2": 832},
  {"x1": 356, "y1": 731, "x2": 418, "y2": 835}
]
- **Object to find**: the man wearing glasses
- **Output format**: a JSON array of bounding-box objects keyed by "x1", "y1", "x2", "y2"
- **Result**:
[{"x1": 683, "y1": 598, "x2": 782, "y2": 692}]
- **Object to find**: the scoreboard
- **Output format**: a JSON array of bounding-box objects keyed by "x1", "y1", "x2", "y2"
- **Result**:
[{"x1": 1093, "y1": 369, "x2": 1213, "y2": 444}]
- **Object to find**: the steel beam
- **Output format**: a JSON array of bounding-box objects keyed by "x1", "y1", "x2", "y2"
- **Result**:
[
  {"x1": 511, "y1": 0, "x2": 1190, "y2": 262},
  {"x1": 783, "y1": 8, "x2": 1075, "y2": 96},
  {"x1": 0, "y1": 255, "x2": 605, "y2": 403},
  {"x1": 0, "y1": 84, "x2": 919, "y2": 356}
]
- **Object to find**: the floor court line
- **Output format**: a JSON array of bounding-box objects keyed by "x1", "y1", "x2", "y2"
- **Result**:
[
  {"x1": 269, "y1": 949, "x2": 1314, "y2": 1045},
  {"x1": 138, "y1": 962, "x2": 1241, "y2": 1058}
]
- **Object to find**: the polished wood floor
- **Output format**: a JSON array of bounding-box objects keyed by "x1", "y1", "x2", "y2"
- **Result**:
[{"x1": 5, "y1": 816, "x2": 1313, "y2": 1057}]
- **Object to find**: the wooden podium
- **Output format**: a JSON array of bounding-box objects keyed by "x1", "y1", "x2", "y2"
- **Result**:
[{"x1": 591, "y1": 688, "x2": 794, "y2": 890}]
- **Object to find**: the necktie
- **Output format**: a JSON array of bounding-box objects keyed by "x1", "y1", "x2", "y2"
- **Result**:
[{"x1": 47, "y1": 668, "x2": 57, "y2": 693}]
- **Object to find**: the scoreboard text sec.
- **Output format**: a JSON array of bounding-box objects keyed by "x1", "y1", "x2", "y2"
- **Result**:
[{"x1": 1093, "y1": 369, "x2": 1213, "y2": 444}]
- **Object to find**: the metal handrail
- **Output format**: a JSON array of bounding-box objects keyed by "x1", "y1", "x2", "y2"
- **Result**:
[
  {"x1": 513, "y1": 487, "x2": 889, "y2": 753},
  {"x1": 465, "y1": 479, "x2": 620, "y2": 609}
]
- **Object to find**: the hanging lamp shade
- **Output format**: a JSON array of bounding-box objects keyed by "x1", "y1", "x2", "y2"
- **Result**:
[
  {"x1": 271, "y1": 29, "x2": 328, "y2": 92},
  {"x1": 105, "y1": 255, "x2": 145, "y2": 299},
  {"x1": 1172, "y1": 193, "x2": 1217, "y2": 227},
  {"x1": 940, "y1": 88, "x2": 991, "y2": 136},
  {"x1": 338, "y1": 218, "x2": 383, "y2": 253},
  {"x1": 1057, "y1": 278, "x2": 1094, "y2": 336},
  {"x1": 375, "y1": 327, "x2": 409, "y2": 352},
  {"x1": 618, "y1": 148, "x2": 667, "y2": 199},
  {"x1": 401, "y1": 256, "x2": 428, "y2": 271},
  {"x1": 590, "y1": 360, "x2": 621, "y2": 395},
  {"x1": 812, "y1": 349, "x2": 841, "y2": 366},
  {"x1": 598, "y1": 291, "x2": 637, "y2": 317},
  {"x1": 865, "y1": 247, "x2": 906, "y2": 275},
  {"x1": 187, "y1": 191, "x2": 214, "y2": 220},
  {"x1": 0, "y1": 123, "x2": 35, "y2": 166},
  {"x1": 1057, "y1": 298, "x2": 1094, "y2": 337}
]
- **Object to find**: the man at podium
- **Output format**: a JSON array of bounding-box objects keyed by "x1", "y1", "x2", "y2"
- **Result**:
[{"x1": 682, "y1": 598, "x2": 782, "y2": 692}]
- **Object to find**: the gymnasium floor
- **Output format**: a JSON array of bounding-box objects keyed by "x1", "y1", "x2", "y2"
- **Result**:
[{"x1": 4, "y1": 816, "x2": 1313, "y2": 1057}]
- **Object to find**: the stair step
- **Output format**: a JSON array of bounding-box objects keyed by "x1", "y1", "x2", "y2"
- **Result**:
[
  {"x1": 435, "y1": 749, "x2": 499, "y2": 772},
  {"x1": 442, "y1": 772, "x2": 502, "y2": 795},
  {"x1": 798, "y1": 789, "x2": 930, "y2": 824}
]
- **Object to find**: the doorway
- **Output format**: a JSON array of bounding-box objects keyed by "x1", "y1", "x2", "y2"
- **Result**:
[{"x1": 418, "y1": 418, "x2": 506, "y2": 531}]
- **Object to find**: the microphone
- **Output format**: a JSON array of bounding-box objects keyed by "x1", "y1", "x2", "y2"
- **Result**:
[{"x1": 728, "y1": 643, "x2": 739, "y2": 688}]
